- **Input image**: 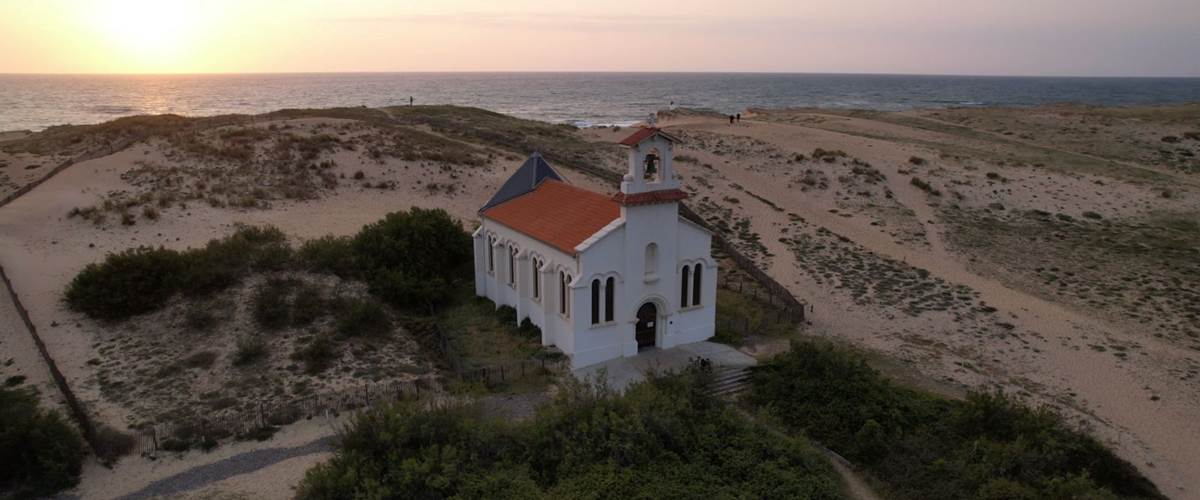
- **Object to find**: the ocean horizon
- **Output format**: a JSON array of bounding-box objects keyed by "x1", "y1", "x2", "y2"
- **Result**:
[{"x1": 2, "y1": 71, "x2": 1199, "y2": 132}]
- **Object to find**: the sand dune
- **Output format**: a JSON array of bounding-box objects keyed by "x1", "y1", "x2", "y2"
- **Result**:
[{"x1": 2, "y1": 105, "x2": 1198, "y2": 498}]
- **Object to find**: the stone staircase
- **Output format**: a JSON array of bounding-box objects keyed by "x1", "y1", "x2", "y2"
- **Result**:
[{"x1": 707, "y1": 365, "x2": 753, "y2": 398}]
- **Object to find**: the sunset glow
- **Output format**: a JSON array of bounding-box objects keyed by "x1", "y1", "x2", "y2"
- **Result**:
[
  {"x1": 0, "y1": 0, "x2": 1198, "y2": 76},
  {"x1": 89, "y1": 0, "x2": 196, "y2": 62}
]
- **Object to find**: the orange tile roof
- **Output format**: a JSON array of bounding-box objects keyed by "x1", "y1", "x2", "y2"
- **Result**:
[
  {"x1": 482, "y1": 179, "x2": 620, "y2": 255},
  {"x1": 618, "y1": 127, "x2": 683, "y2": 146}
]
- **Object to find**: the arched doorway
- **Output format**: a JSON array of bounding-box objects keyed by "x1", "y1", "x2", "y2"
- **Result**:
[{"x1": 635, "y1": 302, "x2": 658, "y2": 350}]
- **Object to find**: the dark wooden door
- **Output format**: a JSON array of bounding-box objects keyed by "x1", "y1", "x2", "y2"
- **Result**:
[{"x1": 635, "y1": 302, "x2": 657, "y2": 350}]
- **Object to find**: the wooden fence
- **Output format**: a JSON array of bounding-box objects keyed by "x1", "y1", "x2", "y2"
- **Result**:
[
  {"x1": 558, "y1": 161, "x2": 808, "y2": 322},
  {"x1": 0, "y1": 264, "x2": 102, "y2": 458}
]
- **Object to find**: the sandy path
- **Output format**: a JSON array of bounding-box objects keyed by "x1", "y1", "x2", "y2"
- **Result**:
[
  {"x1": 68, "y1": 414, "x2": 345, "y2": 499},
  {"x1": 674, "y1": 117, "x2": 1199, "y2": 497}
]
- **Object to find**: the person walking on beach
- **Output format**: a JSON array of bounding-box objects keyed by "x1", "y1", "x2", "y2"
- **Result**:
[
  {"x1": 409, "y1": 96, "x2": 414, "y2": 106},
  {"x1": 736, "y1": 113, "x2": 741, "y2": 123},
  {"x1": 729, "y1": 114, "x2": 735, "y2": 125}
]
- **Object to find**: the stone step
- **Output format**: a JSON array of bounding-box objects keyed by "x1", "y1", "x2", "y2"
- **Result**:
[{"x1": 706, "y1": 366, "x2": 752, "y2": 397}]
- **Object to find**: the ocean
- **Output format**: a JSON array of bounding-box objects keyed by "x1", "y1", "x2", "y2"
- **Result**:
[{"x1": 2, "y1": 72, "x2": 1199, "y2": 132}]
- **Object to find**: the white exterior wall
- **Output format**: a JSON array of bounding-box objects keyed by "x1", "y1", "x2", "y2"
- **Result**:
[
  {"x1": 472, "y1": 209, "x2": 716, "y2": 370},
  {"x1": 472, "y1": 219, "x2": 580, "y2": 353}
]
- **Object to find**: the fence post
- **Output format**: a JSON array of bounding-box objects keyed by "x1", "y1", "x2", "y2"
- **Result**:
[
  {"x1": 151, "y1": 427, "x2": 158, "y2": 453},
  {"x1": 259, "y1": 402, "x2": 265, "y2": 428}
]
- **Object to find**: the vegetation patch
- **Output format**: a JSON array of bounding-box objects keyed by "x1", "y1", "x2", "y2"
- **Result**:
[
  {"x1": 0, "y1": 386, "x2": 85, "y2": 499},
  {"x1": 297, "y1": 371, "x2": 844, "y2": 499},
  {"x1": 942, "y1": 208, "x2": 1200, "y2": 347},
  {"x1": 750, "y1": 341, "x2": 1163, "y2": 500}
]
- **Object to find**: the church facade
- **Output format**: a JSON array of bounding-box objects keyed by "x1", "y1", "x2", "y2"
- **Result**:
[{"x1": 472, "y1": 127, "x2": 716, "y2": 369}]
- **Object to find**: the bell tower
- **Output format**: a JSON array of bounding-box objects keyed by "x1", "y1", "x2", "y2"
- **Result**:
[{"x1": 617, "y1": 127, "x2": 685, "y2": 199}]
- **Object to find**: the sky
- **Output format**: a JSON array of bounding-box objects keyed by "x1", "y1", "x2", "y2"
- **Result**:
[{"x1": 1, "y1": 0, "x2": 1198, "y2": 76}]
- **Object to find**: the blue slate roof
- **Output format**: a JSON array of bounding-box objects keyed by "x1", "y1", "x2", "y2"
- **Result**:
[{"x1": 479, "y1": 152, "x2": 565, "y2": 212}]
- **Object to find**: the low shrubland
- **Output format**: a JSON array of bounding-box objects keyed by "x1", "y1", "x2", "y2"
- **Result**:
[
  {"x1": 0, "y1": 386, "x2": 85, "y2": 499},
  {"x1": 66, "y1": 208, "x2": 472, "y2": 321},
  {"x1": 749, "y1": 340, "x2": 1163, "y2": 500},
  {"x1": 296, "y1": 370, "x2": 844, "y2": 499}
]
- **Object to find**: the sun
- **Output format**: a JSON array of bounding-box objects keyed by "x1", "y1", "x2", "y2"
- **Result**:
[{"x1": 89, "y1": 0, "x2": 196, "y2": 66}]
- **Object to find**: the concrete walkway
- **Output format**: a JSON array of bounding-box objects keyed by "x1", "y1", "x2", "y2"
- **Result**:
[{"x1": 571, "y1": 341, "x2": 756, "y2": 392}]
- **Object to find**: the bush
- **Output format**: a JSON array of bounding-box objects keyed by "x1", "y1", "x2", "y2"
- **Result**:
[
  {"x1": 0, "y1": 387, "x2": 84, "y2": 498},
  {"x1": 252, "y1": 278, "x2": 295, "y2": 330},
  {"x1": 298, "y1": 235, "x2": 357, "y2": 277},
  {"x1": 909, "y1": 176, "x2": 941, "y2": 196},
  {"x1": 232, "y1": 336, "x2": 268, "y2": 366},
  {"x1": 296, "y1": 372, "x2": 842, "y2": 499},
  {"x1": 517, "y1": 318, "x2": 541, "y2": 339},
  {"x1": 293, "y1": 335, "x2": 337, "y2": 374},
  {"x1": 352, "y1": 208, "x2": 473, "y2": 308},
  {"x1": 291, "y1": 284, "x2": 325, "y2": 326},
  {"x1": 749, "y1": 341, "x2": 1164, "y2": 500},
  {"x1": 66, "y1": 225, "x2": 293, "y2": 321},
  {"x1": 335, "y1": 298, "x2": 392, "y2": 337},
  {"x1": 495, "y1": 305, "x2": 517, "y2": 324},
  {"x1": 183, "y1": 301, "x2": 220, "y2": 331},
  {"x1": 94, "y1": 425, "x2": 137, "y2": 464},
  {"x1": 66, "y1": 247, "x2": 187, "y2": 320}
]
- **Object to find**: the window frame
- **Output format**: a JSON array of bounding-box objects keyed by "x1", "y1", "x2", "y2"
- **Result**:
[{"x1": 604, "y1": 277, "x2": 615, "y2": 322}]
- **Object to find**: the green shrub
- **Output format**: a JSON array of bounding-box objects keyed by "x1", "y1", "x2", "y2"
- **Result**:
[
  {"x1": 291, "y1": 284, "x2": 325, "y2": 326},
  {"x1": 298, "y1": 235, "x2": 357, "y2": 277},
  {"x1": 293, "y1": 335, "x2": 337, "y2": 374},
  {"x1": 93, "y1": 425, "x2": 137, "y2": 464},
  {"x1": 517, "y1": 318, "x2": 541, "y2": 339},
  {"x1": 749, "y1": 340, "x2": 1164, "y2": 500},
  {"x1": 66, "y1": 225, "x2": 293, "y2": 321},
  {"x1": 296, "y1": 372, "x2": 842, "y2": 499},
  {"x1": 180, "y1": 225, "x2": 292, "y2": 295},
  {"x1": 252, "y1": 278, "x2": 295, "y2": 330},
  {"x1": 232, "y1": 336, "x2": 268, "y2": 366},
  {"x1": 335, "y1": 298, "x2": 392, "y2": 337},
  {"x1": 352, "y1": 208, "x2": 472, "y2": 308},
  {"x1": 0, "y1": 387, "x2": 84, "y2": 498},
  {"x1": 66, "y1": 247, "x2": 186, "y2": 320},
  {"x1": 183, "y1": 301, "x2": 219, "y2": 331},
  {"x1": 910, "y1": 176, "x2": 940, "y2": 195},
  {"x1": 495, "y1": 305, "x2": 517, "y2": 324}
]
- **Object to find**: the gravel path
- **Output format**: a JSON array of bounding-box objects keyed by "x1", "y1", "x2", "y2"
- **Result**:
[{"x1": 115, "y1": 436, "x2": 336, "y2": 500}]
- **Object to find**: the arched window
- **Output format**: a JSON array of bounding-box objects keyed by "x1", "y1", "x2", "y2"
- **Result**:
[
  {"x1": 680, "y1": 265, "x2": 690, "y2": 306},
  {"x1": 643, "y1": 148, "x2": 662, "y2": 183},
  {"x1": 532, "y1": 258, "x2": 541, "y2": 300},
  {"x1": 590, "y1": 279, "x2": 601, "y2": 324},
  {"x1": 559, "y1": 272, "x2": 571, "y2": 317},
  {"x1": 559, "y1": 271, "x2": 567, "y2": 315},
  {"x1": 487, "y1": 236, "x2": 495, "y2": 273},
  {"x1": 508, "y1": 246, "x2": 517, "y2": 286},
  {"x1": 605, "y1": 277, "x2": 615, "y2": 322},
  {"x1": 692, "y1": 264, "x2": 702, "y2": 306},
  {"x1": 644, "y1": 243, "x2": 658, "y2": 277}
]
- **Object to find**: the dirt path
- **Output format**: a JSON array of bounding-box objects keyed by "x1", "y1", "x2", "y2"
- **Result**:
[{"x1": 113, "y1": 437, "x2": 335, "y2": 500}]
